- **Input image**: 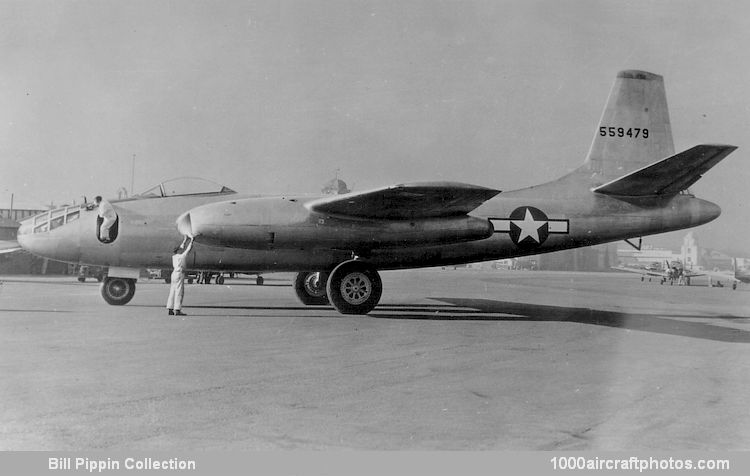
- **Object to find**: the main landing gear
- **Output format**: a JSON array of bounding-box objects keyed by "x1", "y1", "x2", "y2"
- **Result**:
[
  {"x1": 295, "y1": 261, "x2": 383, "y2": 315},
  {"x1": 100, "y1": 277, "x2": 136, "y2": 305}
]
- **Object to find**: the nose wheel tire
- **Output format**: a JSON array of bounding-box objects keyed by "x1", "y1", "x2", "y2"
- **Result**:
[
  {"x1": 294, "y1": 271, "x2": 330, "y2": 305},
  {"x1": 326, "y1": 261, "x2": 382, "y2": 315},
  {"x1": 100, "y1": 277, "x2": 136, "y2": 305}
]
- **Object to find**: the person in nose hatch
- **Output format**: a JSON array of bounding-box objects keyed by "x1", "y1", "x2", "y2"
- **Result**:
[{"x1": 95, "y1": 196, "x2": 116, "y2": 242}]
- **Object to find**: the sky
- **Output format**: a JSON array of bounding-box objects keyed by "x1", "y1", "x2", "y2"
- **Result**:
[{"x1": 1, "y1": 0, "x2": 748, "y2": 254}]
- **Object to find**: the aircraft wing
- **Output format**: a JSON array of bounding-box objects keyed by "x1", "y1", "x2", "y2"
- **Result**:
[
  {"x1": 593, "y1": 144, "x2": 737, "y2": 197},
  {"x1": 612, "y1": 266, "x2": 670, "y2": 278},
  {"x1": 688, "y1": 269, "x2": 738, "y2": 282},
  {"x1": 306, "y1": 182, "x2": 501, "y2": 219}
]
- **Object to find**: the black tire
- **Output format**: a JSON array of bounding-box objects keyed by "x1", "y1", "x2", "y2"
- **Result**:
[
  {"x1": 294, "y1": 272, "x2": 329, "y2": 305},
  {"x1": 326, "y1": 261, "x2": 382, "y2": 315},
  {"x1": 216, "y1": 275, "x2": 225, "y2": 285},
  {"x1": 164, "y1": 275, "x2": 171, "y2": 284},
  {"x1": 256, "y1": 276, "x2": 264, "y2": 286},
  {"x1": 100, "y1": 277, "x2": 136, "y2": 305},
  {"x1": 77, "y1": 276, "x2": 86, "y2": 283}
]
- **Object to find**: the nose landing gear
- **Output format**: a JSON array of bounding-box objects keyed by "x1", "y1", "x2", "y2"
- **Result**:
[
  {"x1": 100, "y1": 277, "x2": 136, "y2": 305},
  {"x1": 294, "y1": 271, "x2": 330, "y2": 305}
]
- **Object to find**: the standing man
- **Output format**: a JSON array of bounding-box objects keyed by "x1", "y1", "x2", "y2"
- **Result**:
[
  {"x1": 167, "y1": 236, "x2": 194, "y2": 316},
  {"x1": 95, "y1": 196, "x2": 116, "y2": 242}
]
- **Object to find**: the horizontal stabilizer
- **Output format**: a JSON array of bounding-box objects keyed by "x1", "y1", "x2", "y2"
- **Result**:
[
  {"x1": 593, "y1": 144, "x2": 736, "y2": 197},
  {"x1": 306, "y1": 182, "x2": 500, "y2": 219}
]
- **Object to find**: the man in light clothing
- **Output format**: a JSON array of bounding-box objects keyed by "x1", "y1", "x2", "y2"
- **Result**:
[
  {"x1": 95, "y1": 196, "x2": 116, "y2": 242},
  {"x1": 167, "y1": 236, "x2": 194, "y2": 316}
]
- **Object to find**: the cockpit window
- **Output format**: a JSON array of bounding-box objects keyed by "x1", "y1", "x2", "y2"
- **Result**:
[
  {"x1": 50, "y1": 215, "x2": 65, "y2": 230},
  {"x1": 49, "y1": 209, "x2": 65, "y2": 230},
  {"x1": 134, "y1": 177, "x2": 235, "y2": 198},
  {"x1": 138, "y1": 185, "x2": 163, "y2": 197}
]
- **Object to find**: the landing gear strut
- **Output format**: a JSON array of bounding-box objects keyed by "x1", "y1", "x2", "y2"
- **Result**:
[
  {"x1": 326, "y1": 261, "x2": 382, "y2": 315},
  {"x1": 294, "y1": 272, "x2": 329, "y2": 305},
  {"x1": 100, "y1": 277, "x2": 136, "y2": 305}
]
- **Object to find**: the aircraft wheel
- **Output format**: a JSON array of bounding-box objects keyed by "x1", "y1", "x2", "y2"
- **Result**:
[
  {"x1": 294, "y1": 272, "x2": 329, "y2": 305},
  {"x1": 733, "y1": 282, "x2": 737, "y2": 290},
  {"x1": 256, "y1": 276, "x2": 264, "y2": 286},
  {"x1": 164, "y1": 275, "x2": 171, "y2": 284},
  {"x1": 326, "y1": 261, "x2": 382, "y2": 315},
  {"x1": 77, "y1": 276, "x2": 86, "y2": 283},
  {"x1": 216, "y1": 275, "x2": 225, "y2": 285},
  {"x1": 100, "y1": 277, "x2": 136, "y2": 306}
]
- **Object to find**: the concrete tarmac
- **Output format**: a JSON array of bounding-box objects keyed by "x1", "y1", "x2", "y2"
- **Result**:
[{"x1": 1, "y1": 269, "x2": 749, "y2": 450}]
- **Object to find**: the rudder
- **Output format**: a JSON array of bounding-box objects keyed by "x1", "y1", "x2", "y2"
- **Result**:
[{"x1": 583, "y1": 70, "x2": 675, "y2": 185}]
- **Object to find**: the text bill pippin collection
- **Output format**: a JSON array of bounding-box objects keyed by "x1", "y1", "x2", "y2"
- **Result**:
[{"x1": 49, "y1": 457, "x2": 196, "y2": 472}]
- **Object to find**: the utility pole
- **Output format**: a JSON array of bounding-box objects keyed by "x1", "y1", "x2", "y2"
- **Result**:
[{"x1": 131, "y1": 154, "x2": 136, "y2": 196}]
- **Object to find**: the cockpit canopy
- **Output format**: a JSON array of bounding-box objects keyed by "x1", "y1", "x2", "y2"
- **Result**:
[{"x1": 136, "y1": 177, "x2": 235, "y2": 198}]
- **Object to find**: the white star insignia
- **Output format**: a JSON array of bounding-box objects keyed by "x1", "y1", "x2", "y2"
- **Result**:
[{"x1": 514, "y1": 209, "x2": 546, "y2": 243}]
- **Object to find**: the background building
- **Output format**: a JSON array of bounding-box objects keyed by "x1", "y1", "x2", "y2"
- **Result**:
[
  {"x1": 617, "y1": 232, "x2": 738, "y2": 271},
  {"x1": 537, "y1": 243, "x2": 618, "y2": 271}
]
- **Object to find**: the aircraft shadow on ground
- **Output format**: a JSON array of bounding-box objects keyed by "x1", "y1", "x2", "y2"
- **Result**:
[
  {"x1": 370, "y1": 298, "x2": 750, "y2": 344},
  {"x1": 141, "y1": 298, "x2": 750, "y2": 343}
]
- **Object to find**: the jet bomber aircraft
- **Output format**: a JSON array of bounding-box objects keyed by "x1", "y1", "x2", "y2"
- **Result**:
[{"x1": 18, "y1": 71, "x2": 736, "y2": 314}]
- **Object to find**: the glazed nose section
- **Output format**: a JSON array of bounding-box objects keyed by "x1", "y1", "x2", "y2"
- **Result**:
[{"x1": 16, "y1": 217, "x2": 81, "y2": 262}]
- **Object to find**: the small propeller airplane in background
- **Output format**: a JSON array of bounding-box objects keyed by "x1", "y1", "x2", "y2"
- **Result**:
[
  {"x1": 614, "y1": 259, "x2": 750, "y2": 289},
  {"x1": 17, "y1": 70, "x2": 738, "y2": 314}
]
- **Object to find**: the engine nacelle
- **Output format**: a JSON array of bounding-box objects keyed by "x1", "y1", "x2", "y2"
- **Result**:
[{"x1": 178, "y1": 197, "x2": 493, "y2": 251}]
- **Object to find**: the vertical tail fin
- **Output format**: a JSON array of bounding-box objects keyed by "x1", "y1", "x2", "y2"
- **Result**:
[{"x1": 583, "y1": 70, "x2": 675, "y2": 185}]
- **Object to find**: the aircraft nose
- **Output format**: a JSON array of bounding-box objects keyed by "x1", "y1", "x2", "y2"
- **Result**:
[
  {"x1": 16, "y1": 220, "x2": 37, "y2": 251},
  {"x1": 17, "y1": 221, "x2": 32, "y2": 238},
  {"x1": 16, "y1": 216, "x2": 81, "y2": 262}
]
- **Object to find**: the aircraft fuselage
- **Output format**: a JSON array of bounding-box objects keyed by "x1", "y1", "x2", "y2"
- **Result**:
[{"x1": 18, "y1": 176, "x2": 720, "y2": 274}]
